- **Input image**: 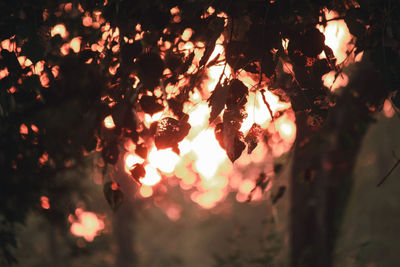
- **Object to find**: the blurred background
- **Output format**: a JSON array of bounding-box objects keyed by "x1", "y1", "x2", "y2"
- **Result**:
[{"x1": 12, "y1": 107, "x2": 400, "y2": 267}]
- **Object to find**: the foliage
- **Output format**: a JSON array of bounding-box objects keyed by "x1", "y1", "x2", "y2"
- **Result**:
[{"x1": 0, "y1": 0, "x2": 399, "y2": 264}]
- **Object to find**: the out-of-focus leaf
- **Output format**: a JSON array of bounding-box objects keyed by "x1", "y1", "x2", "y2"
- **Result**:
[
  {"x1": 137, "y1": 52, "x2": 164, "y2": 90},
  {"x1": 301, "y1": 28, "x2": 325, "y2": 58},
  {"x1": 130, "y1": 163, "x2": 146, "y2": 183},
  {"x1": 103, "y1": 181, "x2": 124, "y2": 212},
  {"x1": 135, "y1": 143, "x2": 148, "y2": 159},
  {"x1": 244, "y1": 123, "x2": 262, "y2": 154},
  {"x1": 139, "y1": 95, "x2": 164, "y2": 115}
]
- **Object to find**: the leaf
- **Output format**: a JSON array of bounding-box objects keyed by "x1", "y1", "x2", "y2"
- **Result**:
[
  {"x1": 139, "y1": 95, "x2": 164, "y2": 115},
  {"x1": 154, "y1": 117, "x2": 191, "y2": 151},
  {"x1": 130, "y1": 163, "x2": 146, "y2": 183},
  {"x1": 244, "y1": 123, "x2": 262, "y2": 154},
  {"x1": 199, "y1": 16, "x2": 225, "y2": 68},
  {"x1": 261, "y1": 52, "x2": 276, "y2": 78},
  {"x1": 111, "y1": 103, "x2": 137, "y2": 131},
  {"x1": 222, "y1": 109, "x2": 246, "y2": 162},
  {"x1": 137, "y1": 52, "x2": 164, "y2": 90},
  {"x1": 226, "y1": 79, "x2": 249, "y2": 109},
  {"x1": 208, "y1": 83, "x2": 229, "y2": 123},
  {"x1": 103, "y1": 182, "x2": 124, "y2": 212},
  {"x1": 301, "y1": 28, "x2": 325, "y2": 58},
  {"x1": 135, "y1": 143, "x2": 148, "y2": 159}
]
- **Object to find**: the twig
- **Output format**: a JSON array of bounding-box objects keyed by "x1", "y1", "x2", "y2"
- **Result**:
[
  {"x1": 260, "y1": 89, "x2": 274, "y2": 121},
  {"x1": 258, "y1": 0, "x2": 271, "y2": 86},
  {"x1": 377, "y1": 159, "x2": 400, "y2": 187}
]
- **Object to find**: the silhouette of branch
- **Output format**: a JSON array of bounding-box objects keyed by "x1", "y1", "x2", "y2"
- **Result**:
[{"x1": 377, "y1": 159, "x2": 400, "y2": 187}]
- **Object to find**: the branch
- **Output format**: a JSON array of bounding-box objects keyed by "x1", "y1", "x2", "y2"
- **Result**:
[
  {"x1": 260, "y1": 89, "x2": 274, "y2": 121},
  {"x1": 377, "y1": 159, "x2": 400, "y2": 187}
]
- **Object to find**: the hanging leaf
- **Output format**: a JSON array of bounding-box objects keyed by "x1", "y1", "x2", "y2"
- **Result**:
[
  {"x1": 199, "y1": 16, "x2": 225, "y2": 68},
  {"x1": 226, "y1": 79, "x2": 249, "y2": 109},
  {"x1": 135, "y1": 143, "x2": 148, "y2": 159},
  {"x1": 244, "y1": 123, "x2": 262, "y2": 154},
  {"x1": 208, "y1": 83, "x2": 229, "y2": 123},
  {"x1": 154, "y1": 117, "x2": 191, "y2": 152},
  {"x1": 222, "y1": 109, "x2": 246, "y2": 162},
  {"x1": 130, "y1": 163, "x2": 146, "y2": 183},
  {"x1": 103, "y1": 182, "x2": 124, "y2": 212}
]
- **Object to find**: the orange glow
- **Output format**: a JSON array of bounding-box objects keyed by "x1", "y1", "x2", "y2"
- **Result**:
[
  {"x1": 164, "y1": 204, "x2": 181, "y2": 221},
  {"x1": 122, "y1": 32, "x2": 296, "y2": 209},
  {"x1": 20, "y1": 124, "x2": 28, "y2": 135},
  {"x1": 140, "y1": 165, "x2": 162, "y2": 186},
  {"x1": 148, "y1": 147, "x2": 180, "y2": 174},
  {"x1": 322, "y1": 70, "x2": 349, "y2": 91},
  {"x1": 181, "y1": 28, "x2": 193, "y2": 42},
  {"x1": 40, "y1": 196, "x2": 50, "y2": 210},
  {"x1": 318, "y1": 9, "x2": 352, "y2": 64},
  {"x1": 383, "y1": 99, "x2": 395, "y2": 118},
  {"x1": 191, "y1": 190, "x2": 224, "y2": 209},
  {"x1": 276, "y1": 116, "x2": 296, "y2": 141},
  {"x1": 70, "y1": 37, "x2": 82, "y2": 53},
  {"x1": 69, "y1": 208, "x2": 104, "y2": 242},
  {"x1": 140, "y1": 186, "x2": 153, "y2": 198},
  {"x1": 103, "y1": 115, "x2": 115, "y2": 128},
  {"x1": 190, "y1": 129, "x2": 227, "y2": 179},
  {"x1": 51, "y1": 24, "x2": 68, "y2": 39},
  {"x1": 82, "y1": 15, "x2": 93, "y2": 27}
]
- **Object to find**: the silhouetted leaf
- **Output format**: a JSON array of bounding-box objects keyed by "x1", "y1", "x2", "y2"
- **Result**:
[
  {"x1": 135, "y1": 143, "x2": 148, "y2": 159},
  {"x1": 301, "y1": 28, "x2": 325, "y2": 58},
  {"x1": 226, "y1": 79, "x2": 249, "y2": 109},
  {"x1": 130, "y1": 163, "x2": 146, "y2": 183},
  {"x1": 154, "y1": 117, "x2": 191, "y2": 151},
  {"x1": 221, "y1": 109, "x2": 246, "y2": 162},
  {"x1": 140, "y1": 95, "x2": 164, "y2": 115},
  {"x1": 208, "y1": 83, "x2": 229, "y2": 123},
  {"x1": 245, "y1": 123, "x2": 262, "y2": 154},
  {"x1": 137, "y1": 52, "x2": 164, "y2": 90},
  {"x1": 199, "y1": 16, "x2": 225, "y2": 68}
]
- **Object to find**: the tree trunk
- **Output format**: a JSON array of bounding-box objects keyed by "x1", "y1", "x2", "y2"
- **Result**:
[
  {"x1": 289, "y1": 62, "x2": 388, "y2": 267},
  {"x1": 113, "y1": 162, "x2": 139, "y2": 267}
]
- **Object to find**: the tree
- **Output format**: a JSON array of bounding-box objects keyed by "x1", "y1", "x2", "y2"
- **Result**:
[{"x1": 0, "y1": 0, "x2": 398, "y2": 266}]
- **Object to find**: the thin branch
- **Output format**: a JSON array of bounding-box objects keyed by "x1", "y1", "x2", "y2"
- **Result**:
[
  {"x1": 258, "y1": 0, "x2": 271, "y2": 86},
  {"x1": 260, "y1": 89, "x2": 274, "y2": 121},
  {"x1": 377, "y1": 159, "x2": 400, "y2": 187}
]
